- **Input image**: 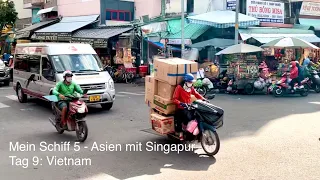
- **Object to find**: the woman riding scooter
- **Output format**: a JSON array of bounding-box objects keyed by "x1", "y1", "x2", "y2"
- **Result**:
[{"x1": 172, "y1": 73, "x2": 206, "y2": 140}]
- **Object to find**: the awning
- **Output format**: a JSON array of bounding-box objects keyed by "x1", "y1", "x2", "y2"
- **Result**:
[
  {"x1": 299, "y1": 18, "x2": 320, "y2": 30},
  {"x1": 239, "y1": 28, "x2": 320, "y2": 43},
  {"x1": 190, "y1": 38, "x2": 235, "y2": 50},
  {"x1": 141, "y1": 22, "x2": 167, "y2": 35},
  {"x1": 164, "y1": 19, "x2": 209, "y2": 40},
  {"x1": 187, "y1": 10, "x2": 260, "y2": 28},
  {"x1": 34, "y1": 15, "x2": 99, "y2": 41},
  {"x1": 147, "y1": 40, "x2": 181, "y2": 51},
  {"x1": 37, "y1": 6, "x2": 57, "y2": 15},
  {"x1": 15, "y1": 19, "x2": 59, "y2": 39},
  {"x1": 72, "y1": 27, "x2": 132, "y2": 39},
  {"x1": 71, "y1": 27, "x2": 132, "y2": 48}
]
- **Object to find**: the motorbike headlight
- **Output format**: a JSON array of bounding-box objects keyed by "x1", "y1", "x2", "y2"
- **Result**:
[{"x1": 107, "y1": 79, "x2": 114, "y2": 90}]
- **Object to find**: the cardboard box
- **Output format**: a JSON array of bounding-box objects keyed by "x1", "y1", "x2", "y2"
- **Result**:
[
  {"x1": 153, "y1": 57, "x2": 198, "y2": 85},
  {"x1": 156, "y1": 80, "x2": 176, "y2": 100},
  {"x1": 150, "y1": 112, "x2": 175, "y2": 134},
  {"x1": 154, "y1": 95, "x2": 176, "y2": 115},
  {"x1": 145, "y1": 76, "x2": 156, "y2": 107}
]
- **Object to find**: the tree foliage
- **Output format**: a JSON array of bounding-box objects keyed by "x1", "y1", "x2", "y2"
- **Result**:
[{"x1": 0, "y1": 1, "x2": 18, "y2": 30}]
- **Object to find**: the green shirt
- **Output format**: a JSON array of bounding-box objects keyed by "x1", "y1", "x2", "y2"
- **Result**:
[{"x1": 52, "y1": 81, "x2": 83, "y2": 100}]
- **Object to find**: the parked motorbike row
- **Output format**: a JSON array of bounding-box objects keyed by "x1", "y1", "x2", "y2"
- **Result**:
[
  {"x1": 104, "y1": 65, "x2": 135, "y2": 83},
  {"x1": 194, "y1": 69, "x2": 320, "y2": 97}
]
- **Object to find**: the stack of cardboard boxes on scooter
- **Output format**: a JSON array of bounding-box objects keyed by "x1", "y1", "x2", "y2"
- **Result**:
[{"x1": 145, "y1": 57, "x2": 198, "y2": 134}]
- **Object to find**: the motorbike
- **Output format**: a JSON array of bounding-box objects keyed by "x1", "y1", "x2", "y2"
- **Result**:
[
  {"x1": 272, "y1": 72, "x2": 309, "y2": 97},
  {"x1": 44, "y1": 90, "x2": 89, "y2": 142},
  {"x1": 194, "y1": 78, "x2": 214, "y2": 96},
  {"x1": 166, "y1": 95, "x2": 223, "y2": 156},
  {"x1": 306, "y1": 70, "x2": 320, "y2": 93},
  {"x1": 104, "y1": 65, "x2": 116, "y2": 79}
]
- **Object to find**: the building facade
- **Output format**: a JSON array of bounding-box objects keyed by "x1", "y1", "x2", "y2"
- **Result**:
[
  {"x1": 23, "y1": 0, "x2": 58, "y2": 24},
  {"x1": 135, "y1": 0, "x2": 227, "y2": 19},
  {"x1": 13, "y1": 0, "x2": 32, "y2": 30},
  {"x1": 57, "y1": 0, "x2": 134, "y2": 23}
]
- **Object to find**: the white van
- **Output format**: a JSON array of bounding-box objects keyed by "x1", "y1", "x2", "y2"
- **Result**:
[{"x1": 13, "y1": 43, "x2": 115, "y2": 110}]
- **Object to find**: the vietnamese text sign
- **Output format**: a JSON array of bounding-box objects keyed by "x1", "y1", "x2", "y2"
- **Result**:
[
  {"x1": 300, "y1": 2, "x2": 320, "y2": 16},
  {"x1": 246, "y1": 0, "x2": 284, "y2": 24},
  {"x1": 227, "y1": 0, "x2": 236, "y2": 10}
]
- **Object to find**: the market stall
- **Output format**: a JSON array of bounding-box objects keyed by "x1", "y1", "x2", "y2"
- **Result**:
[{"x1": 216, "y1": 43, "x2": 265, "y2": 94}]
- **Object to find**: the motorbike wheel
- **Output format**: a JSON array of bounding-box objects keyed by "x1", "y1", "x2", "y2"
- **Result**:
[
  {"x1": 300, "y1": 87, "x2": 309, "y2": 97},
  {"x1": 196, "y1": 87, "x2": 207, "y2": 96},
  {"x1": 76, "y1": 121, "x2": 88, "y2": 142},
  {"x1": 315, "y1": 85, "x2": 320, "y2": 93},
  {"x1": 244, "y1": 83, "x2": 255, "y2": 95},
  {"x1": 273, "y1": 87, "x2": 283, "y2": 97},
  {"x1": 200, "y1": 129, "x2": 220, "y2": 156}
]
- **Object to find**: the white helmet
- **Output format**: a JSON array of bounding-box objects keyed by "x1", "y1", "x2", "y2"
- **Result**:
[{"x1": 63, "y1": 70, "x2": 73, "y2": 78}]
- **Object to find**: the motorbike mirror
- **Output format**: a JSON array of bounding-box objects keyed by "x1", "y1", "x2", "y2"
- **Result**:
[{"x1": 207, "y1": 94, "x2": 215, "y2": 100}]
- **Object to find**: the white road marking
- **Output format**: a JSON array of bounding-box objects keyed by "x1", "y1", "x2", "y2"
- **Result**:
[
  {"x1": 309, "y1": 102, "x2": 320, "y2": 105},
  {"x1": 6, "y1": 95, "x2": 18, "y2": 101},
  {"x1": 115, "y1": 94, "x2": 127, "y2": 97},
  {"x1": 0, "y1": 87, "x2": 12, "y2": 90},
  {"x1": 117, "y1": 92, "x2": 145, "y2": 96},
  {"x1": 0, "y1": 103, "x2": 9, "y2": 109}
]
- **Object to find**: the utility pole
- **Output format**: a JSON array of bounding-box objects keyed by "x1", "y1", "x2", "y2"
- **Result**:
[
  {"x1": 100, "y1": 0, "x2": 106, "y2": 26},
  {"x1": 234, "y1": 0, "x2": 239, "y2": 44},
  {"x1": 181, "y1": 0, "x2": 185, "y2": 58}
]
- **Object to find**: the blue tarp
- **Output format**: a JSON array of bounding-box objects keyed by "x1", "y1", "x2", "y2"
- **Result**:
[{"x1": 147, "y1": 40, "x2": 181, "y2": 51}]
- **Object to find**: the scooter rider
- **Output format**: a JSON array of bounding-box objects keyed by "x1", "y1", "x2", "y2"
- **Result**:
[
  {"x1": 172, "y1": 73, "x2": 206, "y2": 140},
  {"x1": 288, "y1": 61, "x2": 303, "y2": 90},
  {"x1": 52, "y1": 70, "x2": 87, "y2": 129}
]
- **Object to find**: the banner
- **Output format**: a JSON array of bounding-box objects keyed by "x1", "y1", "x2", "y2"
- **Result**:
[
  {"x1": 226, "y1": 0, "x2": 236, "y2": 10},
  {"x1": 246, "y1": 0, "x2": 284, "y2": 24},
  {"x1": 300, "y1": 1, "x2": 320, "y2": 16}
]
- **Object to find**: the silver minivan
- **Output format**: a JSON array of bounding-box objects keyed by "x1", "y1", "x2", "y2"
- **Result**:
[{"x1": 13, "y1": 43, "x2": 115, "y2": 110}]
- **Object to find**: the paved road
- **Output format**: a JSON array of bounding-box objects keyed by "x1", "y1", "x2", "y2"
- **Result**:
[{"x1": 0, "y1": 84, "x2": 319, "y2": 180}]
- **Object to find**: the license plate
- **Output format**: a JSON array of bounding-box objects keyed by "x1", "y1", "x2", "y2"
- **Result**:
[
  {"x1": 314, "y1": 75, "x2": 319, "y2": 78},
  {"x1": 89, "y1": 95, "x2": 101, "y2": 102}
]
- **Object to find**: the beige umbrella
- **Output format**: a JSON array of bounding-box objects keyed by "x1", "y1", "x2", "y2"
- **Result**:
[{"x1": 215, "y1": 43, "x2": 264, "y2": 55}]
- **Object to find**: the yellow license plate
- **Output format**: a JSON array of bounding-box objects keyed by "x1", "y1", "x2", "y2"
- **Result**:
[{"x1": 89, "y1": 95, "x2": 101, "y2": 102}]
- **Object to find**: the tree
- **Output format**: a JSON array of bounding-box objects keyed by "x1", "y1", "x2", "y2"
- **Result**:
[{"x1": 0, "y1": 0, "x2": 18, "y2": 32}]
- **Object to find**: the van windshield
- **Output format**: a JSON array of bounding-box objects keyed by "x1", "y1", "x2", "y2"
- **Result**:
[{"x1": 49, "y1": 54, "x2": 103, "y2": 73}]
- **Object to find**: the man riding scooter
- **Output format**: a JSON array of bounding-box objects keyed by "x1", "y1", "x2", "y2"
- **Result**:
[
  {"x1": 172, "y1": 73, "x2": 206, "y2": 140},
  {"x1": 52, "y1": 70, "x2": 87, "y2": 129}
]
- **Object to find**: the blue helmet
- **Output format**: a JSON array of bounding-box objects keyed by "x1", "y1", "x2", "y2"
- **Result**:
[{"x1": 184, "y1": 73, "x2": 195, "y2": 82}]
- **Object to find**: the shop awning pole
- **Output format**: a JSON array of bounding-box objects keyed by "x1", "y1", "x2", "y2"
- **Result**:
[
  {"x1": 181, "y1": 0, "x2": 185, "y2": 58},
  {"x1": 235, "y1": 0, "x2": 239, "y2": 45}
]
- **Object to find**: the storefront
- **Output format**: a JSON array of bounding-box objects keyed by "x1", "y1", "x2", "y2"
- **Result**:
[
  {"x1": 71, "y1": 27, "x2": 133, "y2": 68},
  {"x1": 32, "y1": 15, "x2": 99, "y2": 42}
]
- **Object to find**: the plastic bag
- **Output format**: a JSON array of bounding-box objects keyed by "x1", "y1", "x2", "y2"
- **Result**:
[{"x1": 186, "y1": 120, "x2": 198, "y2": 133}]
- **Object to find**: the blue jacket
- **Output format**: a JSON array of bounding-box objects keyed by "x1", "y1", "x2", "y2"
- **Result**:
[{"x1": 296, "y1": 62, "x2": 304, "y2": 80}]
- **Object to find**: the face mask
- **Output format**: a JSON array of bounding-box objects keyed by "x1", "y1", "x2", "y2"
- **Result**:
[
  {"x1": 186, "y1": 82, "x2": 193, "y2": 88},
  {"x1": 66, "y1": 77, "x2": 72, "y2": 83}
]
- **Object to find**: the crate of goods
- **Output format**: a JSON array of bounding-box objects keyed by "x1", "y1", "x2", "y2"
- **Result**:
[
  {"x1": 156, "y1": 80, "x2": 176, "y2": 100},
  {"x1": 145, "y1": 76, "x2": 156, "y2": 108},
  {"x1": 153, "y1": 57, "x2": 198, "y2": 85},
  {"x1": 150, "y1": 112, "x2": 175, "y2": 135},
  {"x1": 145, "y1": 76, "x2": 177, "y2": 111},
  {"x1": 153, "y1": 95, "x2": 176, "y2": 115}
]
